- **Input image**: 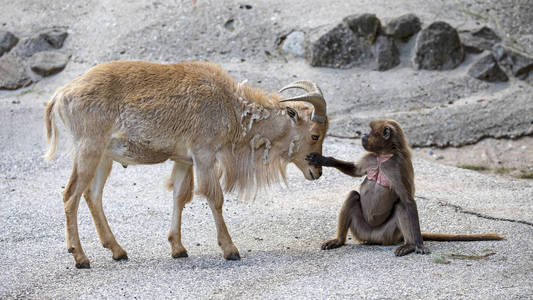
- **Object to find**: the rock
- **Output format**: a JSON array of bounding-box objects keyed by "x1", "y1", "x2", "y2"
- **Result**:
[
  {"x1": 414, "y1": 21, "x2": 464, "y2": 70},
  {"x1": 15, "y1": 28, "x2": 68, "y2": 57},
  {"x1": 468, "y1": 53, "x2": 508, "y2": 82},
  {"x1": 307, "y1": 23, "x2": 374, "y2": 69},
  {"x1": 0, "y1": 54, "x2": 32, "y2": 90},
  {"x1": 383, "y1": 13, "x2": 421, "y2": 39},
  {"x1": 374, "y1": 35, "x2": 400, "y2": 71},
  {"x1": 492, "y1": 44, "x2": 533, "y2": 79},
  {"x1": 343, "y1": 13, "x2": 381, "y2": 43},
  {"x1": 329, "y1": 85, "x2": 533, "y2": 147},
  {"x1": 28, "y1": 51, "x2": 69, "y2": 76},
  {"x1": 0, "y1": 31, "x2": 19, "y2": 56},
  {"x1": 281, "y1": 31, "x2": 305, "y2": 57},
  {"x1": 460, "y1": 26, "x2": 501, "y2": 53}
]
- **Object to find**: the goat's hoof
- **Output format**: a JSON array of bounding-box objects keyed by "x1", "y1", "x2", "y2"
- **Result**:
[
  {"x1": 172, "y1": 251, "x2": 188, "y2": 258},
  {"x1": 225, "y1": 252, "x2": 241, "y2": 261},
  {"x1": 75, "y1": 261, "x2": 91, "y2": 269},
  {"x1": 113, "y1": 253, "x2": 129, "y2": 261}
]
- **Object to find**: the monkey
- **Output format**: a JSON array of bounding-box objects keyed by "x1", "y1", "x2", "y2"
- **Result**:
[{"x1": 306, "y1": 119, "x2": 503, "y2": 256}]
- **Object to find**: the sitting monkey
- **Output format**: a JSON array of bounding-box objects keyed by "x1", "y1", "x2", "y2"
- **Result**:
[{"x1": 307, "y1": 119, "x2": 503, "y2": 256}]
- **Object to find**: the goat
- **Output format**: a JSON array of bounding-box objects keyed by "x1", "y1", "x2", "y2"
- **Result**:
[{"x1": 44, "y1": 60, "x2": 329, "y2": 268}]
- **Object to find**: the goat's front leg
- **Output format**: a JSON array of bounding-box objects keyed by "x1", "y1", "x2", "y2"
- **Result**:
[
  {"x1": 195, "y1": 156, "x2": 240, "y2": 260},
  {"x1": 168, "y1": 163, "x2": 194, "y2": 258}
]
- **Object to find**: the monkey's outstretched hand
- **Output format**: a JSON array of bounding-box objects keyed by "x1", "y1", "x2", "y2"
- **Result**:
[{"x1": 306, "y1": 152, "x2": 330, "y2": 167}]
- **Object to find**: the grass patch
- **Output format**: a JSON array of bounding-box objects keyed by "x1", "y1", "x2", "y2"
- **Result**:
[
  {"x1": 457, "y1": 164, "x2": 489, "y2": 171},
  {"x1": 517, "y1": 171, "x2": 533, "y2": 179},
  {"x1": 431, "y1": 254, "x2": 451, "y2": 264},
  {"x1": 494, "y1": 167, "x2": 510, "y2": 175},
  {"x1": 431, "y1": 249, "x2": 497, "y2": 264}
]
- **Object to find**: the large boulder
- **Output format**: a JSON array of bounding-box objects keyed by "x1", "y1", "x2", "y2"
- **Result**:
[
  {"x1": 343, "y1": 13, "x2": 381, "y2": 43},
  {"x1": 460, "y1": 26, "x2": 501, "y2": 53},
  {"x1": 492, "y1": 44, "x2": 533, "y2": 79},
  {"x1": 0, "y1": 31, "x2": 19, "y2": 57},
  {"x1": 281, "y1": 31, "x2": 305, "y2": 57},
  {"x1": 413, "y1": 21, "x2": 464, "y2": 70},
  {"x1": 307, "y1": 22, "x2": 374, "y2": 68},
  {"x1": 0, "y1": 54, "x2": 32, "y2": 90},
  {"x1": 15, "y1": 28, "x2": 68, "y2": 57},
  {"x1": 28, "y1": 51, "x2": 69, "y2": 76},
  {"x1": 383, "y1": 14, "x2": 421, "y2": 39},
  {"x1": 374, "y1": 35, "x2": 400, "y2": 71},
  {"x1": 468, "y1": 53, "x2": 508, "y2": 82}
]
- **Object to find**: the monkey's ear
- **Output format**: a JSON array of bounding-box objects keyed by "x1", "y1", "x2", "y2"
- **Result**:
[
  {"x1": 383, "y1": 127, "x2": 391, "y2": 140},
  {"x1": 286, "y1": 107, "x2": 299, "y2": 121}
]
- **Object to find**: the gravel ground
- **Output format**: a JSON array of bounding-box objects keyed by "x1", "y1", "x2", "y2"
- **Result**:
[{"x1": 1, "y1": 132, "x2": 532, "y2": 299}]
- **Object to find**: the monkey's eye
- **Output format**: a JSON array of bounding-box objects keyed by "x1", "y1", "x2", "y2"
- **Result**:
[
  {"x1": 383, "y1": 127, "x2": 391, "y2": 140},
  {"x1": 311, "y1": 135, "x2": 320, "y2": 140}
]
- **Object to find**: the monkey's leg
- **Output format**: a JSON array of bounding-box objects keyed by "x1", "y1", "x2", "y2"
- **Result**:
[
  {"x1": 321, "y1": 191, "x2": 359, "y2": 250},
  {"x1": 349, "y1": 200, "x2": 402, "y2": 246},
  {"x1": 394, "y1": 202, "x2": 430, "y2": 256}
]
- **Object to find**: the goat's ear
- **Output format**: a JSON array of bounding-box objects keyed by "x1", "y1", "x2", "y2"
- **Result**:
[{"x1": 286, "y1": 107, "x2": 298, "y2": 122}]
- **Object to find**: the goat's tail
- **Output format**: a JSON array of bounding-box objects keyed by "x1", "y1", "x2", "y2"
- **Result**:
[
  {"x1": 422, "y1": 232, "x2": 504, "y2": 241},
  {"x1": 43, "y1": 90, "x2": 60, "y2": 161}
]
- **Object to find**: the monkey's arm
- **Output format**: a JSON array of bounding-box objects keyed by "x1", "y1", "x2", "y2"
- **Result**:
[
  {"x1": 391, "y1": 178, "x2": 430, "y2": 255},
  {"x1": 306, "y1": 153, "x2": 371, "y2": 177}
]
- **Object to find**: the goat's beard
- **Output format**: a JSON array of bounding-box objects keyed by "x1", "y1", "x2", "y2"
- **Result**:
[{"x1": 216, "y1": 143, "x2": 289, "y2": 201}]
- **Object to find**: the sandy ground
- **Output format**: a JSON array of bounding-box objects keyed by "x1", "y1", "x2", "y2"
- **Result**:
[{"x1": 1, "y1": 0, "x2": 532, "y2": 299}]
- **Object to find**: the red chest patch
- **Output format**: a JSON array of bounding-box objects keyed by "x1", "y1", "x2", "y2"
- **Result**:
[{"x1": 366, "y1": 154, "x2": 393, "y2": 187}]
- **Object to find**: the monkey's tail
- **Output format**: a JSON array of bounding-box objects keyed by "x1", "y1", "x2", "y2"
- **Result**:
[
  {"x1": 422, "y1": 232, "x2": 504, "y2": 241},
  {"x1": 44, "y1": 89, "x2": 61, "y2": 161}
]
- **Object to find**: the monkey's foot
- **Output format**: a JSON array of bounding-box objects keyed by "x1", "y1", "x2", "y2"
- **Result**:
[
  {"x1": 394, "y1": 244, "x2": 430, "y2": 256},
  {"x1": 321, "y1": 238, "x2": 345, "y2": 250},
  {"x1": 415, "y1": 245, "x2": 430, "y2": 255},
  {"x1": 394, "y1": 244, "x2": 414, "y2": 256}
]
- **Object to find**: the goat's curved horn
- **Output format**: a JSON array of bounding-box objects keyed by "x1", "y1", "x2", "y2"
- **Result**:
[{"x1": 279, "y1": 80, "x2": 327, "y2": 123}]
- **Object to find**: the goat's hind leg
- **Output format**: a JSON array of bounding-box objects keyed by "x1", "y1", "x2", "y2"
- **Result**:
[
  {"x1": 167, "y1": 163, "x2": 194, "y2": 258},
  {"x1": 63, "y1": 141, "x2": 104, "y2": 269},
  {"x1": 84, "y1": 156, "x2": 128, "y2": 261}
]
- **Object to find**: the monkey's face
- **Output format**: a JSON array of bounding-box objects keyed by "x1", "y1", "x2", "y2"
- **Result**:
[{"x1": 361, "y1": 120, "x2": 393, "y2": 153}]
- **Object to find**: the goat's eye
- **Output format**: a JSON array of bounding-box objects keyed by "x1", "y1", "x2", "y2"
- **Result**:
[{"x1": 311, "y1": 135, "x2": 319, "y2": 140}]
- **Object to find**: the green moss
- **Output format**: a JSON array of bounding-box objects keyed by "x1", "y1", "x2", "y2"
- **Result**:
[
  {"x1": 517, "y1": 171, "x2": 533, "y2": 179},
  {"x1": 494, "y1": 167, "x2": 510, "y2": 175},
  {"x1": 431, "y1": 254, "x2": 451, "y2": 264},
  {"x1": 457, "y1": 164, "x2": 488, "y2": 171}
]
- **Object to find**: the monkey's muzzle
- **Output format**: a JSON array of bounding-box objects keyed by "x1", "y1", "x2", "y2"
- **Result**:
[{"x1": 361, "y1": 134, "x2": 369, "y2": 149}]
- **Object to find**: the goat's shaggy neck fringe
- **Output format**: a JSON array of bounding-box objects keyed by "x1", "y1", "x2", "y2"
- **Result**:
[{"x1": 216, "y1": 82, "x2": 292, "y2": 200}]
